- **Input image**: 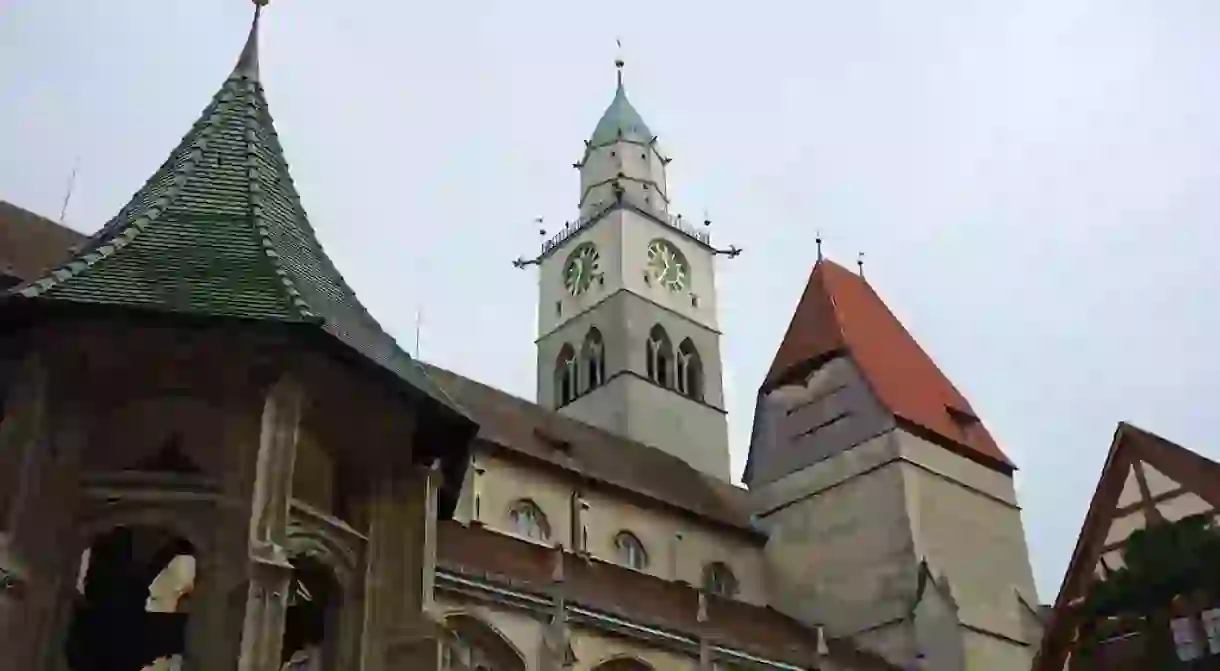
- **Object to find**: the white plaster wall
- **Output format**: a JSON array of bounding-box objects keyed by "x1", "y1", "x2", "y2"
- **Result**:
[
  {"x1": 462, "y1": 450, "x2": 767, "y2": 605},
  {"x1": 621, "y1": 376, "x2": 730, "y2": 482},
  {"x1": 962, "y1": 630, "x2": 1036, "y2": 671},
  {"x1": 572, "y1": 626, "x2": 692, "y2": 671},
  {"x1": 434, "y1": 595, "x2": 543, "y2": 670},
  {"x1": 474, "y1": 452, "x2": 574, "y2": 546},
  {"x1": 618, "y1": 210, "x2": 720, "y2": 332},
  {"x1": 580, "y1": 140, "x2": 669, "y2": 215},
  {"x1": 754, "y1": 431, "x2": 918, "y2": 637},
  {"x1": 895, "y1": 432, "x2": 1039, "y2": 671},
  {"x1": 581, "y1": 486, "x2": 766, "y2": 605},
  {"x1": 539, "y1": 220, "x2": 625, "y2": 339}
]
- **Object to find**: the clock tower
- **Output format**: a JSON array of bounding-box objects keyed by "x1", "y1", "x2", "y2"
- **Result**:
[{"x1": 524, "y1": 60, "x2": 732, "y2": 481}]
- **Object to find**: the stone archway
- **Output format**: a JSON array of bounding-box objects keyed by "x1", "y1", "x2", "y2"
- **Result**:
[
  {"x1": 63, "y1": 525, "x2": 198, "y2": 671},
  {"x1": 592, "y1": 656, "x2": 655, "y2": 671},
  {"x1": 279, "y1": 556, "x2": 342, "y2": 671},
  {"x1": 277, "y1": 520, "x2": 363, "y2": 671},
  {"x1": 441, "y1": 613, "x2": 526, "y2": 671}
]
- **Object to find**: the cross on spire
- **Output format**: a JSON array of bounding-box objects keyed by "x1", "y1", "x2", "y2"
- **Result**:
[{"x1": 615, "y1": 38, "x2": 625, "y2": 81}]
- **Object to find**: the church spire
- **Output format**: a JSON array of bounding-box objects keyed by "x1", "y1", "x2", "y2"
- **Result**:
[
  {"x1": 8, "y1": 0, "x2": 475, "y2": 484},
  {"x1": 234, "y1": 0, "x2": 266, "y2": 81},
  {"x1": 578, "y1": 50, "x2": 669, "y2": 216},
  {"x1": 588, "y1": 52, "x2": 653, "y2": 148}
]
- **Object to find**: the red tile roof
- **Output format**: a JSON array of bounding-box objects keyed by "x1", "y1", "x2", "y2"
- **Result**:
[
  {"x1": 438, "y1": 521, "x2": 899, "y2": 670},
  {"x1": 764, "y1": 259, "x2": 1013, "y2": 472}
]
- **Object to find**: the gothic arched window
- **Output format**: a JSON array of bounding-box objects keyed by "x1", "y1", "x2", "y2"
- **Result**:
[
  {"x1": 703, "y1": 562, "x2": 738, "y2": 598},
  {"x1": 508, "y1": 499, "x2": 551, "y2": 542},
  {"x1": 676, "y1": 338, "x2": 703, "y2": 401},
  {"x1": 555, "y1": 344, "x2": 577, "y2": 407},
  {"x1": 442, "y1": 614, "x2": 526, "y2": 671},
  {"x1": 582, "y1": 328, "x2": 606, "y2": 392},
  {"x1": 646, "y1": 325, "x2": 673, "y2": 388},
  {"x1": 614, "y1": 531, "x2": 648, "y2": 570}
]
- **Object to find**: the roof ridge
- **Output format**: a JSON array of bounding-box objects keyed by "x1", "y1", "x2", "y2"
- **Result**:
[
  {"x1": 240, "y1": 75, "x2": 317, "y2": 321},
  {"x1": 422, "y1": 361, "x2": 717, "y2": 473}
]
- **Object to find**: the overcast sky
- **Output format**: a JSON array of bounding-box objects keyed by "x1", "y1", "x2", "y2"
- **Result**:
[{"x1": 3, "y1": 0, "x2": 1218, "y2": 600}]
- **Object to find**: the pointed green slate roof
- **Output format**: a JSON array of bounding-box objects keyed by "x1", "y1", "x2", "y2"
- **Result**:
[
  {"x1": 589, "y1": 68, "x2": 653, "y2": 146},
  {"x1": 11, "y1": 6, "x2": 469, "y2": 425}
]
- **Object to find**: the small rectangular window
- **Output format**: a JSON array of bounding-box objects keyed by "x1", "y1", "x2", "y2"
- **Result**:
[
  {"x1": 1172, "y1": 616, "x2": 1203, "y2": 660},
  {"x1": 1202, "y1": 608, "x2": 1220, "y2": 654}
]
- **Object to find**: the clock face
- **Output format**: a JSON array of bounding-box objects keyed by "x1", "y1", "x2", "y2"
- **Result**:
[
  {"x1": 563, "y1": 243, "x2": 601, "y2": 296},
  {"x1": 646, "y1": 239, "x2": 688, "y2": 292}
]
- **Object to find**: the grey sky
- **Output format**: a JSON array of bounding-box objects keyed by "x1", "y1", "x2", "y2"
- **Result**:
[{"x1": 3, "y1": 0, "x2": 1218, "y2": 601}]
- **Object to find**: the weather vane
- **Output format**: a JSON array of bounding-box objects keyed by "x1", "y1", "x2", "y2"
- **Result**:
[{"x1": 512, "y1": 217, "x2": 547, "y2": 269}]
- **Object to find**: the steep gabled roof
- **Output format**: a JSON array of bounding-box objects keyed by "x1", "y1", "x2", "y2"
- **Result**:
[
  {"x1": 1034, "y1": 423, "x2": 1220, "y2": 670},
  {"x1": 762, "y1": 259, "x2": 1013, "y2": 472},
  {"x1": 2, "y1": 7, "x2": 467, "y2": 428},
  {"x1": 0, "y1": 201, "x2": 85, "y2": 282}
]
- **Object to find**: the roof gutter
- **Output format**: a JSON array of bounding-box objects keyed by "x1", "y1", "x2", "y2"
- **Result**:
[{"x1": 436, "y1": 569, "x2": 811, "y2": 670}]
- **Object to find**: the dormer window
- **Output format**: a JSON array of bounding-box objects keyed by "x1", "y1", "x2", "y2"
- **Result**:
[{"x1": 614, "y1": 531, "x2": 648, "y2": 570}]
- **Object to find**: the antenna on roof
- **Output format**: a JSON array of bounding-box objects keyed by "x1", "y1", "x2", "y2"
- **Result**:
[
  {"x1": 58, "y1": 156, "x2": 80, "y2": 225},
  {"x1": 414, "y1": 306, "x2": 423, "y2": 359},
  {"x1": 857, "y1": 251, "x2": 865, "y2": 277}
]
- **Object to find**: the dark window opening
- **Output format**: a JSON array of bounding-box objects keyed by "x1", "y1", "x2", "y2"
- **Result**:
[
  {"x1": 65, "y1": 526, "x2": 196, "y2": 671},
  {"x1": 556, "y1": 344, "x2": 577, "y2": 406},
  {"x1": 676, "y1": 339, "x2": 704, "y2": 401},
  {"x1": 583, "y1": 328, "x2": 606, "y2": 392},
  {"x1": 646, "y1": 325, "x2": 673, "y2": 389},
  {"x1": 282, "y1": 558, "x2": 341, "y2": 669}
]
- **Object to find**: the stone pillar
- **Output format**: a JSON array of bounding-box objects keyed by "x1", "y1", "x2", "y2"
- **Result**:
[
  {"x1": 361, "y1": 459, "x2": 442, "y2": 671},
  {"x1": 237, "y1": 375, "x2": 305, "y2": 671},
  {"x1": 695, "y1": 592, "x2": 711, "y2": 671},
  {"x1": 0, "y1": 355, "x2": 87, "y2": 671},
  {"x1": 540, "y1": 546, "x2": 574, "y2": 671}
]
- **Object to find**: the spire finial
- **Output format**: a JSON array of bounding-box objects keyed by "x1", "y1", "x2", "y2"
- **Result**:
[
  {"x1": 857, "y1": 251, "x2": 865, "y2": 277},
  {"x1": 815, "y1": 231, "x2": 823, "y2": 262},
  {"x1": 235, "y1": 0, "x2": 268, "y2": 80},
  {"x1": 614, "y1": 38, "x2": 625, "y2": 88}
]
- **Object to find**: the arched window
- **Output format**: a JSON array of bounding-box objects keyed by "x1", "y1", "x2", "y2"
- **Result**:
[
  {"x1": 594, "y1": 657, "x2": 656, "y2": 671},
  {"x1": 582, "y1": 328, "x2": 606, "y2": 392},
  {"x1": 442, "y1": 614, "x2": 526, "y2": 671},
  {"x1": 66, "y1": 526, "x2": 198, "y2": 671},
  {"x1": 703, "y1": 562, "x2": 738, "y2": 598},
  {"x1": 645, "y1": 325, "x2": 673, "y2": 388},
  {"x1": 555, "y1": 344, "x2": 577, "y2": 407},
  {"x1": 676, "y1": 338, "x2": 703, "y2": 401},
  {"x1": 508, "y1": 499, "x2": 551, "y2": 542},
  {"x1": 614, "y1": 531, "x2": 648, "y2": 570}
]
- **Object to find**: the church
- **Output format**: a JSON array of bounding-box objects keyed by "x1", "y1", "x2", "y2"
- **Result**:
[{"x1": 0, "y1": 3, "x2": 1045, "y2": 670}]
